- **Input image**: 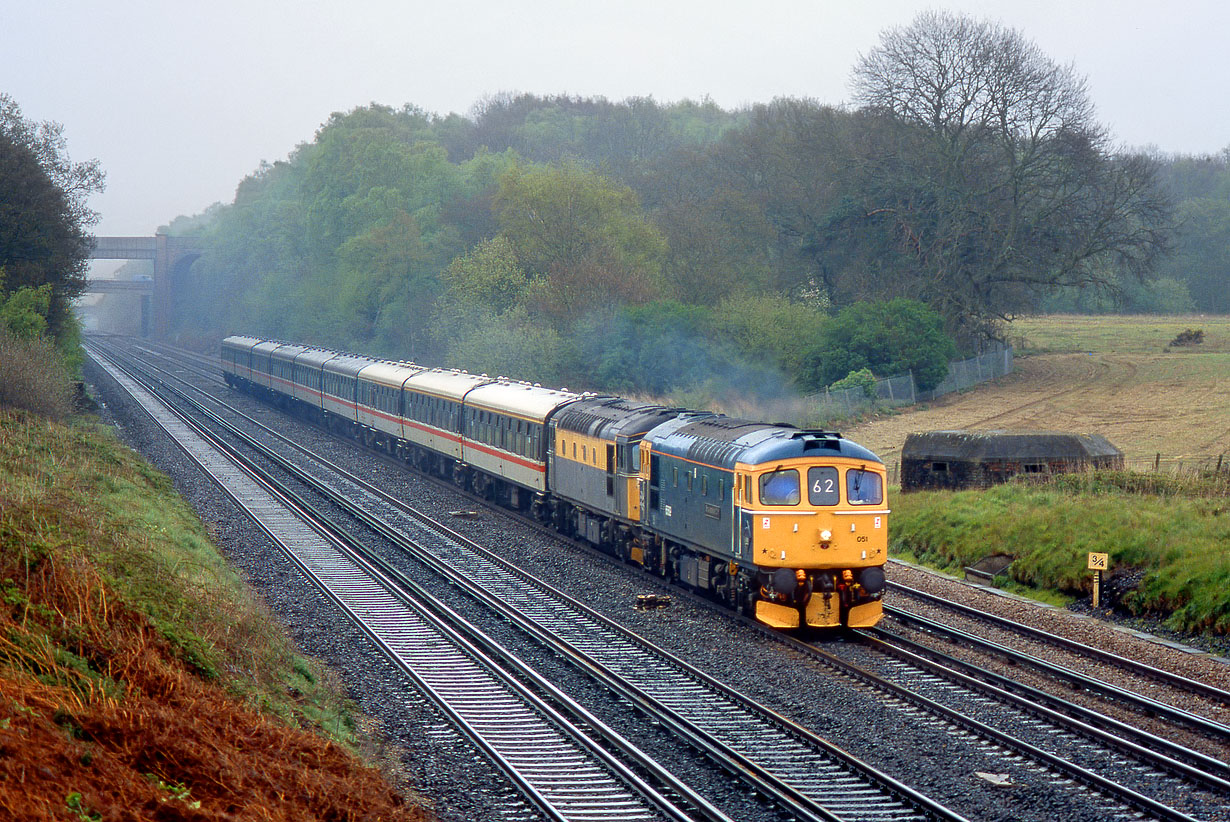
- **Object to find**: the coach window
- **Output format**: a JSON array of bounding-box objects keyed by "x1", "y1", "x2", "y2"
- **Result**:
[
  {"x1": 701, "y1": 475, "x2": 708, "y2": 496},
  {"x1": 759, "y1": 469, "x2": 800, "y2": 506},
  {"x1": 672, "y1": 466, "x2": 678, "y2": 487},
  {"x1": 846, "y1": 467, "x2": 883, "y2": 505}
]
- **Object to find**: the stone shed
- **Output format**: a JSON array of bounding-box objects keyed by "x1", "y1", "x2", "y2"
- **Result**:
[{"x1": 901, "y1": 430, "x2": 1124, "y2": 491}]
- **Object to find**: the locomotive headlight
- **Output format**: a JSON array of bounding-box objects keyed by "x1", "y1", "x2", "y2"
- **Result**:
[{"x1": 820, "y1": 529, "x2": 832, "y2": 541}]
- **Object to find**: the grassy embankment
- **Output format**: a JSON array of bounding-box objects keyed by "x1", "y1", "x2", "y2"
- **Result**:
[
  {"x1": 0, "y1": 408, "x2": 424, "y2": 820},
  {"x1": 888, "y1": 315, "x2": 1230, "y2": 635},
  {"x1": 891, "y1": 471, "x2": 1230, "y2": 632}
]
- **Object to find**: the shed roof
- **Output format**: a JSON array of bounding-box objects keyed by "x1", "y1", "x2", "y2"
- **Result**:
[{"x1": 902, "y1": 430, "x2": 1122, "y2": 461}]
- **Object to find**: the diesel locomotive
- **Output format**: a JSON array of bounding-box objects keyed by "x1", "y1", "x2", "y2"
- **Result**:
[{"x1": 221, "y1": 335, "x2": 889, "y2": 629}]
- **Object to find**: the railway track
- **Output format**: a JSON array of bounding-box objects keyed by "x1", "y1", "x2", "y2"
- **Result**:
[
  {"x1": 887, "y1": 580, "x2": 1230, "y2": 706},
  {"x1": 90, "y1": 337, "x2": 1230, "y2": 821},
  {"x1": 881, "y1": 597, "x2": 1230, "y2": 747},
  {"x1": 89, "y1": 343, "x2": 715, "y2": 822},
  {"x1": 770, "y1": 624, "x2": 1230, "y2": 822},
  {"x1": 89, "y1": 338, "x2": 967, "y2": 822}
]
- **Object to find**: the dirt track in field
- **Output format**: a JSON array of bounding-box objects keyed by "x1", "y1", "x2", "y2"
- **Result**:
[{"x1": 844, "y1": 351, "x2": 1230, "y2": 474}]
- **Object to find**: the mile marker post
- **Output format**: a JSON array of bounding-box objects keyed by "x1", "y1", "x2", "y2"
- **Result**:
[{"x1": 1088, "y1": 552, "x2": 1110, "y2": 608}]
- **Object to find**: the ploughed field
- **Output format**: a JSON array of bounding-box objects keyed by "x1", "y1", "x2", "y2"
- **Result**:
[{"x1": 845, "y1": 314, "x2": 1230, "y2": 475}]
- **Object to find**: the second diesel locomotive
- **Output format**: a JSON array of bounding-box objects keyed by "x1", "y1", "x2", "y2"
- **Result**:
[{"x1": 221, "y1": 335, "x2": 889, "y2": 629}]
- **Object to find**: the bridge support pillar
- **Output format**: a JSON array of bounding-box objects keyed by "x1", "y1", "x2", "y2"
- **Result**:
[{"x1": 153, "y1": 234, "x2": 171, "y2": 339}]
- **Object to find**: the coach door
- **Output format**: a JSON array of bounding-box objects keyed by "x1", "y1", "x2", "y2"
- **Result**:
[
  {"x1": 606, "y1": 444, "x2": 616, "y2": 497},
  {"x1": 635, "y1": 441, "x2": 654, "y2": 522}
]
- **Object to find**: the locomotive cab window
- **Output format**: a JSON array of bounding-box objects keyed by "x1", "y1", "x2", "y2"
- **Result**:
[
  {"x1": 759, "y1": 469, "x2": 800, "y2": 506},
  {"x1": 847, "y1": 467, "x2": 883, "y2": 505}
]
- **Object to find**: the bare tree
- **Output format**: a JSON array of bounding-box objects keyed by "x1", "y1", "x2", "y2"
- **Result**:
[{"x1": 850, "y1": 11, "x2": 1171, "y2": 339}]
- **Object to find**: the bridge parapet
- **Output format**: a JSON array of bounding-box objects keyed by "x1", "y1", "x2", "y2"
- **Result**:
[
  {"x1": 84, "y1": 280, "x2": 154, "y2": 295},
  {"x1": 88, "y1": 236, "x2": 158, "y2": 260}
]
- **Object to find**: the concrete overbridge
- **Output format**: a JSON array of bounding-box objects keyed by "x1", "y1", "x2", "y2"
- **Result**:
[{"x1": 84, "y1": 234, "x2": 203, "y2": 337}]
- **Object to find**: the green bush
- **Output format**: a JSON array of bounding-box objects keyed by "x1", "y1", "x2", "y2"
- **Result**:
[
  {"x1": 800, "y1": 298, "x2": 956, "y2": 391},
  {"x1": 0, "y1": 283, "x2": 53, "y2": 339},
  {"x1": 828, "y1": 367, "x2": 877, "y2": 397}
]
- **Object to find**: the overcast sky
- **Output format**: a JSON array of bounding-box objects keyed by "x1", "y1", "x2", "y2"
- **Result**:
[{"x1": 5, "y1": 0, "x2": 1227, "y2": 238}]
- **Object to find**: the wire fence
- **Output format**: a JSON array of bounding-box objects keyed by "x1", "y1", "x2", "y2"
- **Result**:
[
  {"x1": 805, "y1": 344, "x2": 1015, "y2": 419},
  {"x1": 1122, "y1": 454, "x2": 1229, "y2": 475}
]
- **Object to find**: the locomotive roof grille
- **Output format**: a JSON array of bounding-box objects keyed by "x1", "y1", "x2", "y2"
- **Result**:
[
  {"x1": 553, "y1": 398, "x2": 679, "y2": 436},
  {"x1": 688, "y1": 440, "x2": 744, "y2": 466}
]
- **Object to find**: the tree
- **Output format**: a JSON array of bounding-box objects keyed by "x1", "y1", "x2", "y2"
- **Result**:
[
  {"x1": 709, "y1": 294, "x2": 828, "y2": 378},
  {"x1": 0, "y1": 94, "x2": 104, "y2": 234},
  {"x1": 800, "y1": 298, "x2": 956, "y2": 392},
  {"x1": 493, "y1": 161, "x2": 667, "y2": 326},
  {"x1": 334, "y1": 210, "x2": 431, "y2": 350},
  {"x1": 0, "y1": 95, "x2": 104, "y2": 342},
  {"x1": 850, "y1": 12, "x2": 1171, "y2": 341},
  {"x1": 1160, "y1": 196, "x2": 1230, "y2": 312},
  {"x1": 639, "y1": 142, "x2": 778, "y2": 304},
  {"x1": 438, "y1": 236, "x2": 533, "y2": 315}
]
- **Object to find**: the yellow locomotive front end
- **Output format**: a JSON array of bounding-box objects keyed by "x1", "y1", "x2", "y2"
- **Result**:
[{"x1": 737, "y1": 452, "x2": 889, "y2": 630}]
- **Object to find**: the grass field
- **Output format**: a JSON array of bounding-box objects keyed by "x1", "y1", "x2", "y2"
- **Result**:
[
  {"x1": 1008, "y1": 314, "x2": 1230, "y2": 355},
  {"x1": 847, "y1": 314, "x2": 1230, "y2": 477}
]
